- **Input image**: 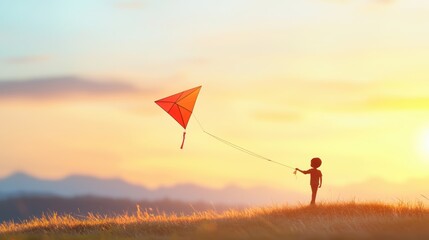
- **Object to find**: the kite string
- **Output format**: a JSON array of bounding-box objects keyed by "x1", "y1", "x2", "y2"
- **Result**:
[{"x1": 192, "y1": 115, "x2": 296, "y2": 171}]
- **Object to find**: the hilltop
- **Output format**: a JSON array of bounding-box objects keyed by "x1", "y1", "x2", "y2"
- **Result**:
[{"x1": 1, "y1": 202, "x2": 428, "y2": 240}]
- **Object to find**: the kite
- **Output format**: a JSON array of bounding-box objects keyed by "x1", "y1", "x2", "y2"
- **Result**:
[{"x1": 155, "y1": 86, "x2": 202, "y2": 149}]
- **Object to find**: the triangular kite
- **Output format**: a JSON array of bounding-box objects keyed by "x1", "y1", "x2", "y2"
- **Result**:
[{"x1": 155, "y1": 86, "x2": 202, "y2": 149}]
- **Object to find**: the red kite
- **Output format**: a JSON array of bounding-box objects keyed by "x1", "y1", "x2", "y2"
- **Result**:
[{"x1": 155, "y1": 86, "x2": 202, "y2": 149}]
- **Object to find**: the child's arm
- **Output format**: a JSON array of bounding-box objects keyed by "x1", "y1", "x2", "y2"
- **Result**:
[
  {"x1": 295, "y1": 168, "x2": 309, "y2": 174},
  {"x1": 319, "y1": 175, "x2": 322, "y2": 188}
]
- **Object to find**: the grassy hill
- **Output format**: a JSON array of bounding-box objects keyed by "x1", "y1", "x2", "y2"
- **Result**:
[{"x1": 1, "y1": 202, "x2": 428, "y2": 240}]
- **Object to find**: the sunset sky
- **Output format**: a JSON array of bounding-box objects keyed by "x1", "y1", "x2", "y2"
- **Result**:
[{"x1": 1, "y1": 0, "x2": 429, "y2": 193}]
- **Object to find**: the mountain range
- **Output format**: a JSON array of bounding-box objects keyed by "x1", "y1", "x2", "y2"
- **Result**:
[
  {"x1": 0, "y1": 172, "x2": 307, "y2": 205},
  {"x1": 0, "y1": 172, "x2": 428, "y2": 205}
]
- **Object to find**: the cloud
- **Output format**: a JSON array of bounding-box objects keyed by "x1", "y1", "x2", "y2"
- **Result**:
[
  {"x1": 363, "y1": 96, "x2": 429, "y2": 111},
  {"x1": 283, "y1": 80, "x2": 429, "y2": 112},
  {"x1": 0, "y1": 76, "x2": 140, "y2": 99},
  {"x1": 3, "y1": 55, "x2": 52, "y2": 65}
]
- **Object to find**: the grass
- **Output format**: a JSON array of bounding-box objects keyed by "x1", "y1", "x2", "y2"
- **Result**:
[{"x1": 1, "y1": 202, "x2": 428, "y2": 240}]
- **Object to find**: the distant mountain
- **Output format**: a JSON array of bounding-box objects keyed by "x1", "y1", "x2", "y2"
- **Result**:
[
  {"x1": 0, "y1": 172, "x2": 307, "y2": 205},
  {"x1": 0, "y1": 172, "x2": 152, "y2": 200},
  {"x1": 1, "y1": 172, "x2": 427, "y2": 206}
]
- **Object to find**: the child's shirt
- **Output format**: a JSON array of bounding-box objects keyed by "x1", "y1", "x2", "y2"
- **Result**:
[{"x1": 303, "y1": 168, "x2": 322, "y2": 186}]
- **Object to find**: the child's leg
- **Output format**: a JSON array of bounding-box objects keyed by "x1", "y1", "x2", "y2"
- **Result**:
[{"x1": 310, "y1": 185, "x2": 318, "y2": 205}]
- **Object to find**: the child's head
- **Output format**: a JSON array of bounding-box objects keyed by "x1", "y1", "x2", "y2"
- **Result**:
[{"x1": 310, "y1": 157, "x2": 322, "y2": 168}]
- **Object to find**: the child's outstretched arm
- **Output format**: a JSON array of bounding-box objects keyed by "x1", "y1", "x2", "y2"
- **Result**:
[{"x1": 295, "y1": 168, "x2": 308, "y2": 174}]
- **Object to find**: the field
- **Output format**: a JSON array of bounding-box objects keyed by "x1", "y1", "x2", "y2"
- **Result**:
[{"x1": 1, "y1": 202, "x2": 428, "y2": 240}]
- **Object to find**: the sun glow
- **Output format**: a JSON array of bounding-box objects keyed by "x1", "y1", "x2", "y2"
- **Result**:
[{"x1": 419, "y1": 128, "x2": 429, "y2": 159}]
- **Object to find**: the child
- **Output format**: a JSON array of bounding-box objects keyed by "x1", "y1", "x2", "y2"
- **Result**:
[{"x1": 295, "y1": 157, "x2": 323, "y2": 205}]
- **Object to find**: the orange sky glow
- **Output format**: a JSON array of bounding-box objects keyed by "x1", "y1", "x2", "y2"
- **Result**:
[{"x1": 1, "y1": 0, "x2": 429, "y2": 198}]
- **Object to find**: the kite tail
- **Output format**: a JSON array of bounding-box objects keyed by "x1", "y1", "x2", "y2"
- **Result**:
[{"x1": 180, "y1": 131, "x2": 186, "y2": 149}]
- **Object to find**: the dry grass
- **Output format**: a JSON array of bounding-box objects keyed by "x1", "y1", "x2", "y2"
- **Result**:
[{"x1": 1, "y1": 201, "x2": 429, "y2": 240}]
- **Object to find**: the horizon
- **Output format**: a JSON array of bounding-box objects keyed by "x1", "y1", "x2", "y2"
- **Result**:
[
  {"x1": 1, "y1": 0, "x2": 429, "y2": 198},
  {"x1": 3, "y1": 170, "x2": 429, "y2": 188},
  {"x1": 1, "y1": 171, "x2": 428, "y2": 206}
]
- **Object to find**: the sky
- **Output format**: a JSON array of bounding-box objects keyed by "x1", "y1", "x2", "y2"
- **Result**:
[{"x1": 1, "y1": 0, "x2": 429, "y2": 193}]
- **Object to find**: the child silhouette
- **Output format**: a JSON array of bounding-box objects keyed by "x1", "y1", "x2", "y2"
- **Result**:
[{"x1": 295, "y1": 157, "x2": 323, "y2": 205}]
